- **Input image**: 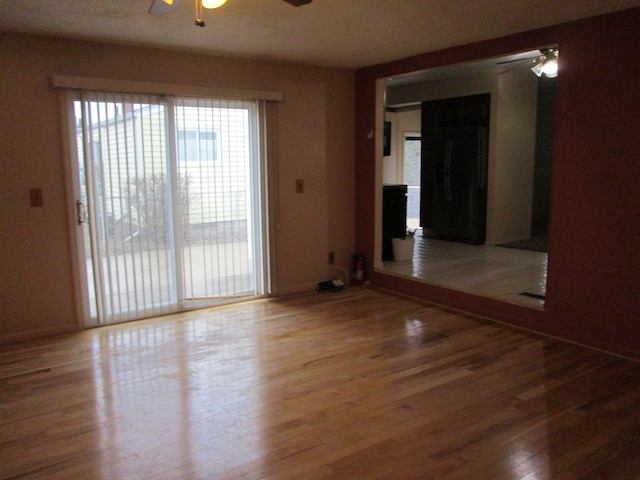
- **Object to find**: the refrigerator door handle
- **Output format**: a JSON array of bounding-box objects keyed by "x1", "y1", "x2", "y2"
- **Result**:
[{"x1": 444, "y1": 139, "x2": 454, "y2": 202}]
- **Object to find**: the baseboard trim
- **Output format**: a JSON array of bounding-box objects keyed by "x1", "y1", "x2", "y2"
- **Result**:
[{"x1": 0, "y1": 325, "x2": 79, "y2": 345}]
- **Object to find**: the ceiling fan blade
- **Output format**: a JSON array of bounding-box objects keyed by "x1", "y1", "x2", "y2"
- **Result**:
[
  {"x1": 496, "y1": 56, "x2": 541, "y2": 65},
  {"x1": 282, "y1": 0, "x2": 313, "y2": 6},
  {"x1": 497, "y1": 57, "x2": 542, "y2": 75},
  {"x1": 149, "y1": 0, "x2": 181, "y2": 15}
]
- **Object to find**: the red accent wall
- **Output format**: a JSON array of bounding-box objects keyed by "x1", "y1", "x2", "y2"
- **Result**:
[{"x1": 355, "y1": 8, "x2": 640, "y2": 359}]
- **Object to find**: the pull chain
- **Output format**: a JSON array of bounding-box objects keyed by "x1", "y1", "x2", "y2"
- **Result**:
[{"x1": 194, "y1": 0, "x2": 205, "y2": 27}]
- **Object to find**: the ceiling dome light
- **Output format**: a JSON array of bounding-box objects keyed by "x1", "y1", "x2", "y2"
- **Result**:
[{"x1": 202, "y1": 0, "x2": 227, "y2": 8}]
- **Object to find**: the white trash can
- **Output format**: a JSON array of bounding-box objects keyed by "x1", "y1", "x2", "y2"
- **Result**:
[{"x1": 392, "y1": 237, "x2": 415, "y2": 261}]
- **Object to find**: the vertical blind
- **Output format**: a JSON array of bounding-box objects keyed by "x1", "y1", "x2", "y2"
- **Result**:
[
  {"x1": 75, "y1": 91, "x2": 264, "y2": 325},
  {"x1": 174, "y1": 97, "x2": 261, "y2": 304}
]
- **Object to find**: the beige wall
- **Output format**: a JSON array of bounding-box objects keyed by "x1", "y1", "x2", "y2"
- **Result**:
[
  {"x1": 0, "y1": 33, "x2": 355, "y2": 341},
  {"x1": 489, "y1": 68, "x2": 537, "y2": 244}
]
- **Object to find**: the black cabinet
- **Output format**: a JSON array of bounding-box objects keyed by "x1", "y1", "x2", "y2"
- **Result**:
[{"x1": 382, "y1": 184, "x2": 407, "y2": 261}]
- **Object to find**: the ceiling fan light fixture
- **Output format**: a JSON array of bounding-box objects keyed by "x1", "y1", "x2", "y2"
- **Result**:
[
  {"x1": 202, "y1": 0, "x2": 227, "y2": 8},
  {"x1": 531, "y1": 48, "x2": 559, "y2": 78},
  {"x1": 531, "y1": 61, "x2": 544, "y2": 77}
]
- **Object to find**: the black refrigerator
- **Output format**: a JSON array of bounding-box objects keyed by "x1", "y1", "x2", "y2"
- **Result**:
[{"x1": 421, "y1": 94, "x2": 490, "y2": 245}]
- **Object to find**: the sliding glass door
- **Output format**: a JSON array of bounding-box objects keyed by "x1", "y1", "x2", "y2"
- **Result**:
[{"x1": 70, "y1": 91, "x2": 267, "y2": 326}]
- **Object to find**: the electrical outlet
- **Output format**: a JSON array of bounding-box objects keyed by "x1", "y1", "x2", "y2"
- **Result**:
[
  {"x1": 296, "y1": 179, "x2": 304, "y2": 194},
  {"x1": 328, "y1": 251, "x2": 335, "y2": 264},
  {"x1": 30, "y1": 188, "x2": 43, "y2": 207}
]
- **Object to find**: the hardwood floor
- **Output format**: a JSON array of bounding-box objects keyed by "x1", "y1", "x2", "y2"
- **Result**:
[{"x1": 1, "y1": 289, "x2": 639, "y2": 479}]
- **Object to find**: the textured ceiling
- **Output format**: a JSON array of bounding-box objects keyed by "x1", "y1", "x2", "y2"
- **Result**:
[{"x1": 1, "y1": 0, "x2": 639, "y2": 68}]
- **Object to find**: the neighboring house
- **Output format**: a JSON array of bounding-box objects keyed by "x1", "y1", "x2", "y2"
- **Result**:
[{"x1": 76, "y1": 99, "x2": 251, "y2": 245}]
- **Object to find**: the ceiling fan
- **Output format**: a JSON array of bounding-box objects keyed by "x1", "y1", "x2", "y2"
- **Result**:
[
  {"x1": 497, "y1": 48, "x2": 559, "y2": 78},
  {"x1": 150, "y1": 0, "x2": 312, "y2": 27}
]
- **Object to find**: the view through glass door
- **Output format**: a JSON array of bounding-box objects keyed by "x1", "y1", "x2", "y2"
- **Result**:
[
  {"x1": 71, "y1": 91, "x2": 266, "y2": 326},
  {"x1": 403, "y1": 134, "x2": 421, "y2": 231}
]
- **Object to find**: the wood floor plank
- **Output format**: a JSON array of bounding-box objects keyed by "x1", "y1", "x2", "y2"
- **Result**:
[{"x1": 1, "y1": 289, "x2": 639, "y2": 479}]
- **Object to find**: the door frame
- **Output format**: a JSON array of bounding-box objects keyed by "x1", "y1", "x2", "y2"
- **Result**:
[{"x1": 60, "y1": 91, "x2": 272, "y2": 328}]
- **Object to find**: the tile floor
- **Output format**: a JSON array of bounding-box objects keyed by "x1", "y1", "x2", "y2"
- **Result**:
[{"x1": 380, "y1": 233, "x2": 548, "y2": 308}]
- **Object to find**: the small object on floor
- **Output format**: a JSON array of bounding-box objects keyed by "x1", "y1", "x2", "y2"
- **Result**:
[{"x1": 317, "y1": 279, "x2": 344, "y2": 292}]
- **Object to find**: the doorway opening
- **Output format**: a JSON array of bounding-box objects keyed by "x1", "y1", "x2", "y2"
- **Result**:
[{"x1": 377, "y1": 49, "x2": 554, "y2": 308}]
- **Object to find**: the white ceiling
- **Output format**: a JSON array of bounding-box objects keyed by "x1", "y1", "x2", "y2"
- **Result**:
[{"x1": 1, "y1": 0, "x2": 639, "y2": 69}]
